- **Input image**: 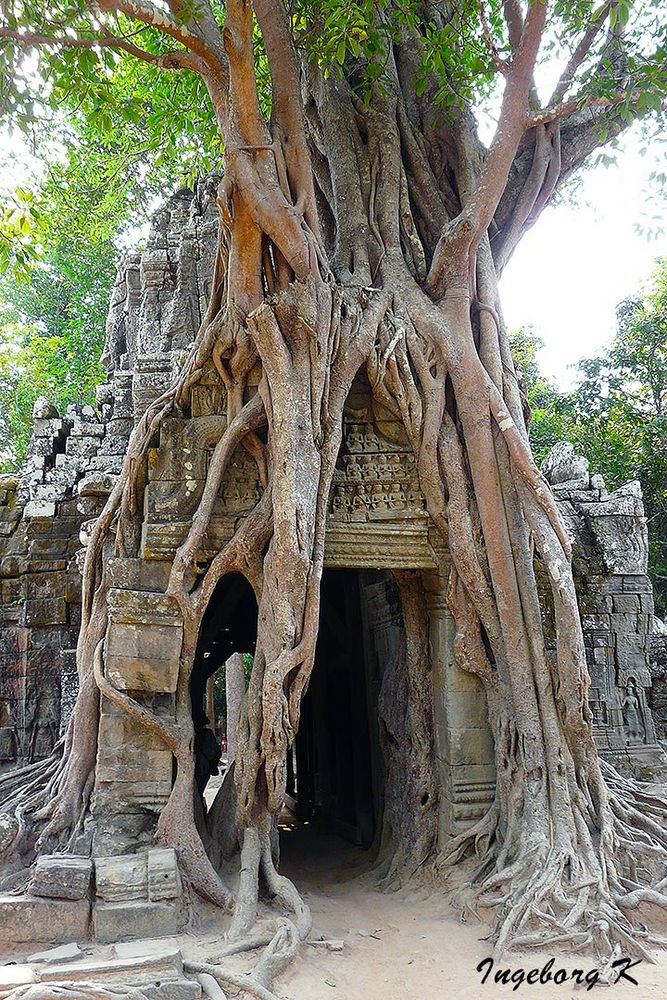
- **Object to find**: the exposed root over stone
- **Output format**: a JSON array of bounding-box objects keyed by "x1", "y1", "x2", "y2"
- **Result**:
[
  {"x1": 0, "y1": 0, "x2": 665, "y2": 982},
  {"x1": 439, "y1": 761, "x2": 667, "y2": 960}
]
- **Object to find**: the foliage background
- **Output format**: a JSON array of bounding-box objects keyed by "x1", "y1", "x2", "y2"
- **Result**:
[{"x1": 511, "y1": 258, "x2": 667, "y2": 615}]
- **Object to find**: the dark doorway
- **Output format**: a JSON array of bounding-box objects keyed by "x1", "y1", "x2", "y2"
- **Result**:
[
  {"x1": 190, "y1": 572, "x2": 257, "y2": 802},
  {"x1": 287, "y1": 569, "x2": 379, "y2": 848},
  {"x1": 191, "y1": 568, "x2": 380, "y2": 850}
]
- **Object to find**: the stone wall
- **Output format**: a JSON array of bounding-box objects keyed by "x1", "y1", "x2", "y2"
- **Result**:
[
  {"x1": 539, "y1": 442, "x2": 659, "y2": 765},
  {"x1": 0, "y1": 184, "x2": 218, "y2": 772}
]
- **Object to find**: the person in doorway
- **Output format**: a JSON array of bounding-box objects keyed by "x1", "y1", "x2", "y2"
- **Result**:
[{"x1": 194, "y1": 714, "x2": 222, "y2": 797}]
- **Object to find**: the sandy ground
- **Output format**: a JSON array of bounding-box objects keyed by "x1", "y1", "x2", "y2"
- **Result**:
[
  {"x1": 5, "y1": 818, "x2": 667, "y2": 998},
  {"x1": 273, "y1": 823, "x2": 667, "y2": 1000}
]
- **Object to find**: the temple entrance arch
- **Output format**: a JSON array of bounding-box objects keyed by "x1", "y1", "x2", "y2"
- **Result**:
[{"x1": 93, "y1": 371, "x2": 495, "y2": 861}]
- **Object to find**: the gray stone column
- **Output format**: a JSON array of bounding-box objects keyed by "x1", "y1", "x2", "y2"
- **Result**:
[
  {"x1": 225, "y1": 652, "x2": 244, "y2": 763},
  {"x1": 422, "y1": 563, "x2": 495, "y2": 848}
]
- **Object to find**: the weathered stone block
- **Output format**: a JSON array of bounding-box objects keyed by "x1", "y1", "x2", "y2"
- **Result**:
[
  {"x1": 65, "y1": 436, "x2": 99, "y2": 459},
  {"x1": 29, "y1": 436, "x2": 57, "y2": 458},
  {"x1": 107, "y1": 588, "x2": 181, "y2": 627},
  {"x1": 641, "y1": 593, "x2": 655, "y2": 614},
  {"x1": 613, "y1": 594, "x2": 641, "y2": 613},
  {"x1": 26, "y1": 941, "x2": 83, "y2": 963},
  {"x1": 106, "y1": 621, "x2": 182, "y2": 661},
  {"x1": 611, "y1": 612, "x2": 639, "y2": 632},
  {"x1": 32, "y1": 416, "x2": 62, "y2": 436},
  {"x1": 38, "y1": 947, "x2": 183, "y2": 985},
  {"x1": 23, "y1": 501, "x2": 56, "y2": 519},
  {"x1": 91, "y1": 808, "x2": 160, "y2": 858},
  {"x1": 105, "y1": 654, "x2": 180, "y2": 693},
  {"x1": 70, "y1": 421, "x2": 105, "y2": 437},
  {"x1": 24, "y1": 597, "x2": 67, "y2": 626},
  {"x1": 107, "y1": 417, "x2": 133, "y2": 436},
  {"x1": 25, "y1": 571, "x2": 64, "y2": 600},
  {"x1": 93, "y1": 900, "x2": 181, "y2": 944},
  {"x1": 96, "y1": 746, "x2": 173, "y2": 790},
  {"x1": 78, "y1": 472, "x2": 117, "y2": 496},
  {"x1": 140, "y1": 983, "x2": 201, "y2": 1000},
  {"x1": 0, "y1": 895, "x2": 90, "y2": 945},
  {"x1": 95, "y1": 853, "x2": 148, "y2": 902},
  {"x1": 97, "y1": 435, "x2": 132, "y2": 455},
  {"x1": 107, "y1": 557, "x2": 172, "y2": 593},
  {"x1": 106, "y1": 621, "x2": 182, "y2": 692},
  {"x1": 0, "y1": 555, "x2": 29, "y2": 577},
  {"x1": 30, "y1": 855, "x2": 92, "y2": 900},
  {"x1": 28, "y1": 538, "x2": 68, "y2": 559},
  {"x1": 623, "y1": 574, "x2": 653, "y2": 593},
  {"x1": 148, "y1": 848, "x2": 181, "y2": 901},
  {"x1": 98, "y1": 711, "x2": 165, "y2": 751}
]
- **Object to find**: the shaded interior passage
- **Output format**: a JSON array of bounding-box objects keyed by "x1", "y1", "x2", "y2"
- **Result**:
[
  {"x1": 191, "y1": 567, "x2": 384, "y2": 855},
  {"x1": 287, "y1": 569, "x2": 380, "y2": 849}
]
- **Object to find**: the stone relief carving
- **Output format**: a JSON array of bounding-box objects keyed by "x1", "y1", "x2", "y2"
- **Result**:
[
  {"x1": 215, "y1": 452, "x2": 261, "y2": 514},
  {"x1": 329, "y1": 423, "x2": 425, "y2": 522},
  {"x1": 622, "y1": 677, "x2": 648, "y2": 745}
]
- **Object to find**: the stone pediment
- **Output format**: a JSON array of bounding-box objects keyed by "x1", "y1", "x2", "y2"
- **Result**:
[{"x1": 142, "y1": 372, "x2": 442, "y2": 570}]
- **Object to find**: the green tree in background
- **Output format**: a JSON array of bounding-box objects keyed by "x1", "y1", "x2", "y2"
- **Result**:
[
  {"x1": 0, "y1": 30, "x2": 227, "y2": 468},
  {"x1": 0, "y1": 180, "x2": 114, "y2": 467},
  {"x1": 512, "y1": 258, "x2": 667, "y2": 613}
]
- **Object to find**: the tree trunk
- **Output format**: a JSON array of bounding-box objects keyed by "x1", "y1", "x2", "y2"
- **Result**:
[{"x1": 1, "y1": 2, "x2": 667, "y2": 980}]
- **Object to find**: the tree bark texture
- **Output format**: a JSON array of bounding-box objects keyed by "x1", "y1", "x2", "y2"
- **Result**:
[{"x1": 1, "y1": 0, "x2": 667, "y2": 976}]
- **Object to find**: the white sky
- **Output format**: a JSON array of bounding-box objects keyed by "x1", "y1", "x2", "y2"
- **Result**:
[{"x1": 501, "y1": 127, "x2": 667, "y2": 388}]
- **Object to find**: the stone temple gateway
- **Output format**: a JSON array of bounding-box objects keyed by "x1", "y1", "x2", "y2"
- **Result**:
[{"x1": 0, "y1": 186, "x2": 663, "y2": 948}]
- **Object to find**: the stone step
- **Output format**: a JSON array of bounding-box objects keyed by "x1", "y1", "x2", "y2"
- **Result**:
[
  {"x1": 30, "y1": 854, "x2": 93, "y2": 901},
  {"x1": 0, "y1": 895, "x2": 90, "y2": 947},
  {"x1": 94, "y1": 900, "x2": 182, "y2": 944},
  {"x1": 37, "y1": 947, "x2": 183, "y2": 985}
]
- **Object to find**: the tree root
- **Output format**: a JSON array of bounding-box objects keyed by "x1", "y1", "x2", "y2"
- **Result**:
[
  {"x1": 197, "y1": 974, "x2": 229, "y2": 1000},
  {"x1": 439, "y1": 772, "x2": 667, "y2": 961},
  {"x1": 183, "y1": 961, "x2": 282, "y2": 1000}
]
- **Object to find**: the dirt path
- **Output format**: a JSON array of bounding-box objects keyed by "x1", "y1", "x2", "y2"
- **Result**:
[
  {"x1": 4, "y1": 823, "x2": 667, "y2": 998},
  {"x1": 277, "y1": 825, "x2": 667, "y2": 999}
]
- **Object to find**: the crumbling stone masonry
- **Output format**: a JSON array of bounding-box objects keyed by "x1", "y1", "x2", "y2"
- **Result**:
[{"x1": 540, "y1": 442, "x2": 659, "y2": 771}]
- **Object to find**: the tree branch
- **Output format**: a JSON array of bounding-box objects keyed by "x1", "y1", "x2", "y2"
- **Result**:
[
  {"x1": 253, "y1": 0, "x2": 320, "y2": 236},
  {"x1": 528, "y1": 87, "x2": 643, "y2": 127},
  {"x1": 224, "y1": 0, "x2": 268, "y2": 145},
  {"x1": 426, "y1": 0, "x2": 548, "y2": 291},
  {"x1": 479, "y1": 0, "x2": 509, "y2": 76},
  {"x1": 549, "y1": 1, "x2": 614, "y2": 106},
  {"x1": 0, "y1": 24, "x2": 199, "y2": 69},
  {"x1": 502, "y1": 0, "x2": 523, "y2": 55},
  {"x1": 97, "y1": 0, "x2": 216, "y2": 64}
]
